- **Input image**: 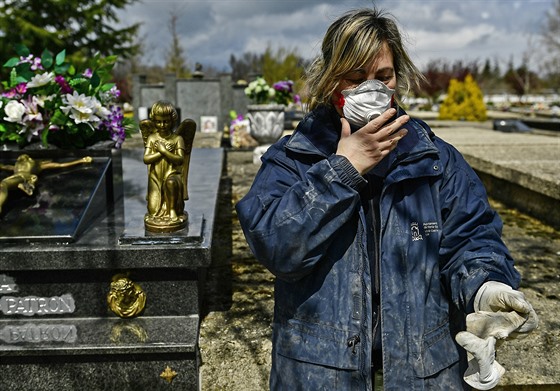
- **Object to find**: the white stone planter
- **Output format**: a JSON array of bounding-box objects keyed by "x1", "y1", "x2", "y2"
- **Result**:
[{"x1": 246, "y1": 104, "x2": 285, "y2": 145}]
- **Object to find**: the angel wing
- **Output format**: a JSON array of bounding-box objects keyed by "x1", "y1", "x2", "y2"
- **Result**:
[
  {"x1": 139, "y1": 119, "x2": 156, "y2": 147},
  {"x1": 176, "y1": 118, "x2": 197, "y2": 200}
]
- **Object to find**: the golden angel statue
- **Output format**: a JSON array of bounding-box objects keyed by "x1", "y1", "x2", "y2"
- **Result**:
[{"x1": 140, "y1": 100, "x2": 196, "y2": 232}]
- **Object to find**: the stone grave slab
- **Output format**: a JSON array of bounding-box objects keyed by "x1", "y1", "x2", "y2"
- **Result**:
[
  {"x1": 0, "y1": 148, "x2": 224, "y2": 390},
  {"x1": 0, "y1": 156, "x2": 113, "y2": 243}
]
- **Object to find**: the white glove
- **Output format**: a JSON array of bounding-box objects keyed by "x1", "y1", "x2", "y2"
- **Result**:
[
  {"x1": 456, "y1": 311, "x2": 526, "y2": 390},
  {"x1": 474, "y1": 281, "x2": 539, "y2": 336},
  {"x1": 456, "y1": 281, "x2": 539, "y2": 390},
  {"x1": 455, "y1": 332, "x2": 504, "y2": 390}
]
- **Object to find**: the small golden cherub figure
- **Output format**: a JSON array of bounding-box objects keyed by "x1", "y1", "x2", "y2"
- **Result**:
[
  {"x1": 140, "y1": 100, "x2": 196, "y2": 233},
  {"x1": 0, "y1": 154, "x2": 93, "y2": 215},
  {"x1": 107, "y1": 274, "x2": 146, "y2": 318}
]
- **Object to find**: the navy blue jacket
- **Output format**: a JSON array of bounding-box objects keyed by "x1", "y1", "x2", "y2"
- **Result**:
[{"x1": 236, "y1": 105, "x2": 520, "y2": 390}]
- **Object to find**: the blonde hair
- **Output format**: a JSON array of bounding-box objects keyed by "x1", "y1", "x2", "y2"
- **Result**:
[{"x1": 305, "y1": 8, "x2": 424, "y2": 110}]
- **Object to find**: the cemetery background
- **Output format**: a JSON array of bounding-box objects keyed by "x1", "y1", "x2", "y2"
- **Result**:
[
  {"x1": 0, "y1": 1, "x2": 558, "y2": 388},
  {"x1": 141, "y1": 128, "x2": 560, "y2": 390}
]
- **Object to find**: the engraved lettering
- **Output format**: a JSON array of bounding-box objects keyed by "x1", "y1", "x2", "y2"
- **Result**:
[
  {"x1": 6, "y1": 297, "x2": 18, "y2": 314},
  {"x1": 0, "y1": 274, "x2": 18, "y2": 293},
  {"x1": 8, "y1": 328, "x2": 19, "y2": 341},
  {"x1": 17, "y1": 297, "x2": 30, "y2": 314},
  {"x1": 0, "y1": 324, "x2": 77, "y2": 343},
  {"x1": 0, "y1": 294, "x2": 75, "y2": 316},
  {"x1": 38, "y1": 297, "x2": 48, "y2": 312},
  {"x1": 48, "y1": 297, "x2": 59, "y2": 312},
  {"x1": 24, "y1": 326, "x2": 36, "y2": 342},
  {"x1": 40, "y1": 326, "x2": 50, "y2": 341}
]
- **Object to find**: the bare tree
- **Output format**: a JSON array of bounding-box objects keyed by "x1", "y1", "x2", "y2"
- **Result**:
[
  {"x1": 541, "y1": 0, "x2": 560, "y2": 89},
  {"x1": 165, "y1": 9, "x2": 190, "y2": 78}
]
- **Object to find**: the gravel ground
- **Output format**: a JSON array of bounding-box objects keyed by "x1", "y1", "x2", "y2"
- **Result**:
[{"x1": 191, "y1": 137, "x2": 560, "y2": 390}]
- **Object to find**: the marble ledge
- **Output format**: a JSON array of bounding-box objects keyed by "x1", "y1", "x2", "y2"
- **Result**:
[{"x1": 0, "y1": 315, "x2": 199, "y2": 357}]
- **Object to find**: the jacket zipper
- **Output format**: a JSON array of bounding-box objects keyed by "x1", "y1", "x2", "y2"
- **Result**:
[
  {"x1": 370, "y1": 197, "x2": 382, "y2": 353},
  {"x1": 371, "y1": 199, "x2": 381, "y2": 299},
  {"x1": 347, "y1": 335, "x2": 361, "y2": 355}
]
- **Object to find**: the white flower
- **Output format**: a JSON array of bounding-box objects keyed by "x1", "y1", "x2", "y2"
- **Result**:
[
  {"x1": 70, "y1": 109, "x2": 99, "y2": 124},
  {"x1": 27, "y1": 72, "x2": 55, "y2": 88},
  {"x1": 34, "y1": 94, "x2": 56, "y2": 108},
  {"x1": 61, "y1": 91, "x2": 98, "y2": 124},
  {"x1": 23, "y1": 96, "x2": 43, "y2": 123},
  {"x1": 3, "y1": 100, "x2": 26, "y2": 123},
  {"x1": 90, "y1": 96, "x2": 111, "y2": 120}
]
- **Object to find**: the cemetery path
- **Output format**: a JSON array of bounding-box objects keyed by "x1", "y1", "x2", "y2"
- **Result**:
[{"x1": 180, "y1": 138, "x2": 559, "y2": 390}]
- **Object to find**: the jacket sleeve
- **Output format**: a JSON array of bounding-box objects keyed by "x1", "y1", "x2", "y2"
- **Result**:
[
  {"x1": 235, "y1": 142, "x2": 366, "y2": 281},
  {"x1": 437, "y1": 141, "x2": 521, "y2": 313}
]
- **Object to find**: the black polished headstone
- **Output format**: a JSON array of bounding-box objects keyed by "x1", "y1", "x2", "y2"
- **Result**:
[
  {"x1": 0, "y1": 148, "x2": 224, "y2": 391},
  {"x1": 0, "y1": 156, "x2": 112, "y2": 243}
]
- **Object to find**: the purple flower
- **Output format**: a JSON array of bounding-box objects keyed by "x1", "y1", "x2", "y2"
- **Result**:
[
  {"x1": 99, "y1": 105, "x2": 126, "y2": 148},
  {"x1": 55, "y1": 75, "x2": 73, "y2": 94},
  {"x1": 273, "y1": 80, "x2": 293, "y2": 93},
  {"x1": 31, "y1": 57, "x2": 43, "y2": 71},
  {"x1": 18, "y1": 55, "x2": 44, "y2": 71},
  {"x1": 83, "y1": 68, "x2": 93, "y2": 78},
  {"x1": 109, "y1": 85, "x2": 121, "y2": 99}
]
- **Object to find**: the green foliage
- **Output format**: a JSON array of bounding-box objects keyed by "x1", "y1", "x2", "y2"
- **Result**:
[
  {"x1": 0, "y1": 0, "x2": 141, "y2": 78},
  {"x1": 229, "y1": 45, "x2": 306, "y2": 99},
  {"x1": 165, "y1": 12, "x2": 191, "y2": 79},
  {"x1": 0, "y1": 44, "x2": 134, "y2": 149},
  {"x1": 439, "y1": 74, "x2": 487, "y2": 121},
  {"x1": 262, "y1": 46, "x2": 305, "y2": 98}
]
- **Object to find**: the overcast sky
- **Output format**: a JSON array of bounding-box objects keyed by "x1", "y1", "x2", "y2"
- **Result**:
[{"x1": 119, "y1": 0, "x2": 554, "y2": 73}]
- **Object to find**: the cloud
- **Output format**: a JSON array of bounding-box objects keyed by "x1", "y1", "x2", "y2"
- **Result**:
[{"x1": 119, "y1": 0, "x2": 554, "y2": 72}]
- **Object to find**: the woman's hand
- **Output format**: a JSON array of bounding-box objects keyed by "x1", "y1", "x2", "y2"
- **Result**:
[{"x1": 336, "y1": 108, "x2": 409, "y2": 175}]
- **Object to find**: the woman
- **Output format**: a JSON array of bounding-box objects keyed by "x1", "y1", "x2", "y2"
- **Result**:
[{"x1": 236, "y1": 8, "x2": 537, "y2": 390}]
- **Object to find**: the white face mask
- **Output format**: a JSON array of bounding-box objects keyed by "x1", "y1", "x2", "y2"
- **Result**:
[{"x1": 342, "y1": 79, "x2": 395, "y2": 128}]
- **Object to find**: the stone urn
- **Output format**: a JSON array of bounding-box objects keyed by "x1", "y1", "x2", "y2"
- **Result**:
[
  {"x1": 246, "y1": 104, "x2": 285, "y2": 164},
  {"x1": 246, "y1": 104, "x2": 285, "y2": 145}
]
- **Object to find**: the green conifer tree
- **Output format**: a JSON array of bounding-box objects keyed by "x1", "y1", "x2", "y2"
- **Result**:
[{"x1": 0, "y1": 0, "x2": 141, "y2": 68}]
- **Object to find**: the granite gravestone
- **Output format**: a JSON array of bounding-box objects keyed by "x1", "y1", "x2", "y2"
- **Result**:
[{"x1": 0, "y1": 148, "x2": 223, "y2": 391}]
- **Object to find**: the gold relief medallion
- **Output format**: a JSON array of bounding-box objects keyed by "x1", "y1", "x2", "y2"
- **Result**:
[{"x1": 107, "y1": 274, "x2": 146, "y2": 318}]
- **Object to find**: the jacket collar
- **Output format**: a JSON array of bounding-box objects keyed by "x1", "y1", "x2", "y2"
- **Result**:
[
  {"x1": 284, "y1": 104, "x2": 342, "y2": 158},
  {"x1": 285, "y1": 104, "x2": 440, "y2": 174}
]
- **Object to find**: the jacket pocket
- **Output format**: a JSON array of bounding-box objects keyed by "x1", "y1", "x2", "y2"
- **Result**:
[
  {"x1": 274, "y1": 318, "x2": 359, "y2": 370},
  {"x1": 413, "y1": 320, "x2": 460, "y2": 378}
]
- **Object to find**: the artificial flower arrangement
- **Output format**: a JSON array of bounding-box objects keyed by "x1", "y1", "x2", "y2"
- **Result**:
[
  {"x1": 244, "y1": 76, "x2": 300, "y2": 106},
  {"x1": 228, "y1": 110, "x2": 257, "y2": 149},
  {"x1": 0, "y1": 44, "x2": 134, "y2": 150}
]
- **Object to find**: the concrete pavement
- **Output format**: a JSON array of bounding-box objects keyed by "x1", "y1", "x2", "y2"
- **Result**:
[{"x1": 424, "y1": 118, "x2": 559, "y2": 229}]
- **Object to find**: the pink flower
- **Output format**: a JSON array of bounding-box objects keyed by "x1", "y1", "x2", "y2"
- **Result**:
[{"x1": 1, "y1": 83, "x2": 27, "y2": 98}]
